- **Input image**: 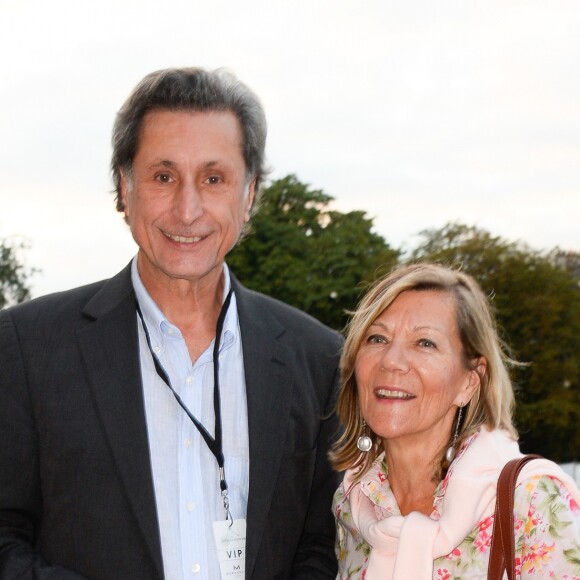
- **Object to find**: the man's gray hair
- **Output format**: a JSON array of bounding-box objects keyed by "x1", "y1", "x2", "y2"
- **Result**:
[{"x1": 111, "y1": 67, "x2": 268, "y2": 212}]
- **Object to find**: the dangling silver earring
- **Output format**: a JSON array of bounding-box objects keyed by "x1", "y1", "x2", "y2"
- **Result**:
[
  {"x1": 445, "y1": 403, "x2": 464, "y2": 463},
  {"x1": 357, "y1": 420, "x2": 373, "y2": 452}
]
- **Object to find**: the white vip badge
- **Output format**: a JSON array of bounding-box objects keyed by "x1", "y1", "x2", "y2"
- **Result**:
[{"x1": 212, "y1": 518, "x2": 246, "y2": 579}]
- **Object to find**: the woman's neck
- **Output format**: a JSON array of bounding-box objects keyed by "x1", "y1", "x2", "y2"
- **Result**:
[{"x1": 384, "y1": 442, "x2": 441, "y2": 516}]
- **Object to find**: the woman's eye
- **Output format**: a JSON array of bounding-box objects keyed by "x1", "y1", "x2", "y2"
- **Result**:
[
  {"x1": 367, "y1": 334, "x2": 387, "y2": 344},
  {"x1": 418, "y1": 338, "x2": 436, "y2": 348}
]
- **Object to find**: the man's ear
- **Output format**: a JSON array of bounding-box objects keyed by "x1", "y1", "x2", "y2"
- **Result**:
[
  {"x1": 120, "y1": 171, "x2": 130, "y2": 219},
  {"x1": 244, "y1": 178, "x2": 256, "y2": 222}
]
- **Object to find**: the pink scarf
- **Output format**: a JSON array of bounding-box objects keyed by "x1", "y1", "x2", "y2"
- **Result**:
[{"x1": 344, "y1": 427, "x2": 580, "y2": 580}]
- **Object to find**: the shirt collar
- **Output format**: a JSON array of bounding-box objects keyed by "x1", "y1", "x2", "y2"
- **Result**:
[{"x1": 131, "y1": 257, "x2": 238, "y2": 354}]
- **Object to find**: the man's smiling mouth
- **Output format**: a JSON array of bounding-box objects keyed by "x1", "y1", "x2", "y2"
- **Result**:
[{"x1": 163, "y1": 232, "x2": 204, "y2": 243}]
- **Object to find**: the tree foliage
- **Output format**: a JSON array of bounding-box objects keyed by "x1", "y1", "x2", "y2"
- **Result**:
[
  {"x1": 2, "y1": 175, "x2": 577, "y2": 461},
  {"x1": 228, "y1": 175, "x2": 399, "y2": 330},
  {"x1": 231, "y1": 179, "x2": 578, "y2": 461},
  {"x1": 410, "y1": 223, "x2": 580, "y2": 462},
  {"x1": 0, "y1": 237, "x2": 34, "y2": 310}
]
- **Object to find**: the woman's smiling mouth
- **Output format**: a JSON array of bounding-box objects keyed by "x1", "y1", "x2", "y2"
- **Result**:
[{"x1": 375, "y1": 389, "x2": 415, "y2": 400}]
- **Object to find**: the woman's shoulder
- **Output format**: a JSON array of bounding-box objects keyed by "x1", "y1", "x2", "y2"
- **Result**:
[
  {"x1": 512, "y1": 474, "x2": 580, "y2": 576},
  {"x1": 514, "y1": 456, "x2": 580, "y2": 507},
  {"x1": 433, "y1": 474, "x2": 580, "y2": 578},
  {"x1": 514, "y1": 472, "x2": 580, "y2": 523}
]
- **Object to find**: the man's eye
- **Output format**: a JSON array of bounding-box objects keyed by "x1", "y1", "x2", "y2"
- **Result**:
[
  {"x1": 205, "y1": 175, "x2": 222, "y2": 185},
  {"x1": 155, "y1": 173, "x2": 172, "y2": 183}
]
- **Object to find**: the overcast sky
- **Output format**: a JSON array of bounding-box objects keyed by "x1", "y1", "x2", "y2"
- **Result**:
[{"x1": 1, "y1": 0, "x2": 579, "y2": 299}]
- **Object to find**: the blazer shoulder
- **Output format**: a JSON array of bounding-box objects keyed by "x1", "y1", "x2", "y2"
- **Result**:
[
  {"x1": 1, "y1": 280, "x2": 104, "y2": 325},
  {"x1": 0, "y1": 263, "x2": 133, "y2": 335},
  {"x1": 233, "y1": 279, "x2": 343, "y2": 350}
]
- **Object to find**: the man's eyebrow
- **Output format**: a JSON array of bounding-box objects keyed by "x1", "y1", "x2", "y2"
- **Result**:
[
  {"x1": 147, "y1": 160, "x2": 176, "y2": 169},
  {"x1": 149, "y1": 160, "x2": 224, "y2": 169}
]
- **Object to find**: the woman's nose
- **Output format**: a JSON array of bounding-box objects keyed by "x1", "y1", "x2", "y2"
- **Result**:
[{"x1": 380, "y1": 340, "x2": 409, "y2": 372}]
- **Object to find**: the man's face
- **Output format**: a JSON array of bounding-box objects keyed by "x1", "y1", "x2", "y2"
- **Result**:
[{"x1": 120, "y1": 109, "x2": 254, "y2": 290}]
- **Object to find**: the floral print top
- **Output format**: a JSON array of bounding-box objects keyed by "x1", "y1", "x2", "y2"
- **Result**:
[{"x1": 334, "y1": 450, "x2": 580, "y2": 579}]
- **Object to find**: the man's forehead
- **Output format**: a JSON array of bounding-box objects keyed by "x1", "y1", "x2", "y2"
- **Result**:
[
  {"x1": 140, "y1": 107, "x2": 241, "y2": 129},
  {"x1": 135, "y1": 108, "x2": 245, "y2": 160},
  {"x1": 133, "y1": 109, "x2": 247, "y2": 169},
  {"x1": 138, "y1": 108, "x2": 241, "y2": 140}
]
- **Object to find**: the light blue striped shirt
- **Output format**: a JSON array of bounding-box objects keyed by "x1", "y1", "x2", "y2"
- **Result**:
[{"x1": 132, "y1": 258, "x2": 249, "y2": 579}]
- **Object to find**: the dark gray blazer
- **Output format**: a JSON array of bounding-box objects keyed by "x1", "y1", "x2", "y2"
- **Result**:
[{"x1": 0, "y1": 264, "x2": 343, "y2": 579}]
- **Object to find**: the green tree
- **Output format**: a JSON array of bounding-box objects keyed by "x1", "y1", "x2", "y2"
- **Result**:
[
  {"x1": 228, "y1": 175, "x2": 400, "y2": 330},
  {"x1": 551, "y1": 249, "x2": 580, "y2": 280},
  {"x1": 410, "y1": 223, "x2": 580, "y2": 462},
  {"x1": 0, "y1": 236, "x2": 34, "y2": 309}
]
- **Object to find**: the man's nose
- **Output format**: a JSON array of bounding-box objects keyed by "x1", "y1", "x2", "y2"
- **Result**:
[{"x1": 175, "y1": 180, "x2": 203, "y2": 224}]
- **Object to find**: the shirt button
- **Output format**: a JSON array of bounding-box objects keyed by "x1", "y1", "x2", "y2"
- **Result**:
[
  {"x1": 191, "y1": 563, "x2": 200, "y2": 573},
  {"x1": 153, "y1": 346, "x2": 162, "y2": 355},
  {"x1": 187, "y1": 501, "x2": 196, "y2": 512},
  {"x1": 186, "y1": 376, "x2": 193, "y2": 385},
  {"x1": 185, "y1": 439, "x2": 192, "y2": 448}
]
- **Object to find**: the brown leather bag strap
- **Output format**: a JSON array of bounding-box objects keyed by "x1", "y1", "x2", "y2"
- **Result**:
[{"x1": 488, "y1": 454, "x2": 543, "y2": 580}]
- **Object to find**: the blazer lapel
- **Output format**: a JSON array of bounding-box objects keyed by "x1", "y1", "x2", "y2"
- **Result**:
[
  {"x1": 232, "y1": 279, "x2": 295, "y2": 577},
  {"x1": 77, "y1": 264, "x2": 163, "y2": 579}
]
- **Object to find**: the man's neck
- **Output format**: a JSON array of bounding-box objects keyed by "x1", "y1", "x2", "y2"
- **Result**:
[{"x1": 136, "y1": 257, "x2": 226, "y2": 363}]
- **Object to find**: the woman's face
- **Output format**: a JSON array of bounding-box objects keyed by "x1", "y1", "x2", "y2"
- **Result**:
[{"x1": 355, "y1": 289, "x2": 481, "y2": 452}]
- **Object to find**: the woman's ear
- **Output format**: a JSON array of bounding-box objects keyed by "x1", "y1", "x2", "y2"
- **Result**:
[{"x1": 457, "y1": 356, "x2": 487, "y2": 405}]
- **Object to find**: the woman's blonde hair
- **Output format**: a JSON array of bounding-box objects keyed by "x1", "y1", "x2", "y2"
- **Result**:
[{"x1": 329, "y1": 262, "x2": 518, "y2": 478}]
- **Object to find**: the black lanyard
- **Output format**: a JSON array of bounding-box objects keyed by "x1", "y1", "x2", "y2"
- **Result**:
[{"x1": 135, "y1": 288, "x2": 234, "y2": 521}]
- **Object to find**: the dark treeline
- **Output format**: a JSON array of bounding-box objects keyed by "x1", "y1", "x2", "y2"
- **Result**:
[{"x1": 228, "y1": 175, "x2": 580, "y2": 463}]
